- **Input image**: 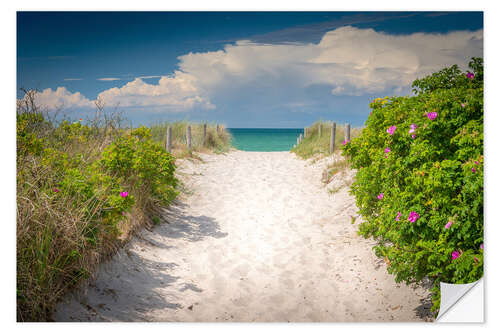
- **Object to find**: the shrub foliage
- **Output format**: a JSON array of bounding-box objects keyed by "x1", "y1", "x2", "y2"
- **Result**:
[
  {"x1": 17, "y1": 101, "x2": 178, "y2": 321},
  {"x1": 342, "y1": 58, "x2": 483, "y2": 312}
]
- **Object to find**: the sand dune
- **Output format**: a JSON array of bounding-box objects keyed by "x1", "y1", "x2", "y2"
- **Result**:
[{"x1": 53, "y1": 151, "x2": 432, "y2": 322}]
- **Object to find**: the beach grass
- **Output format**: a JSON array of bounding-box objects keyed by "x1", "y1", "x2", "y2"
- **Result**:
[
  {"x1": 149, "y1": 121, "x2": 232, "y2": 157},
  {"x1": 291, "y1": 120, "x2": 362, "y2": 159}
]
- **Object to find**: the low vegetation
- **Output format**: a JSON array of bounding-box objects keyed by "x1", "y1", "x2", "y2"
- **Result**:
[
  {"x1": 16, "y1": 91, "x2": 231, "y2": 321},
  {"x1": 149, "y1": 121, "x2": 231, "y2": 158},
  {"x1": 342, "y1": 58, "x2": 484, "y2": 313},
  {"x1": 291, "y1": 121, "x2": 361, "y2": 159}
]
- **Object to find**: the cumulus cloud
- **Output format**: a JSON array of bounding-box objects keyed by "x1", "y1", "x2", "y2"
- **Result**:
[
  {"x1": 22, "y1": 26, "x2": 483, "y2": 114},
  {"x1": 96, "y1": 72, "x2": 215, "y2": 110},
  {"x1": 175, "y1": 26, "x2": 483, "y2": 98},
  {"x1": 26, "y1": 87, "x2": 93, "y2": 110}
]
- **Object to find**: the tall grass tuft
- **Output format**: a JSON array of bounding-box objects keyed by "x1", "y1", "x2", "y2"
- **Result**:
[
  {"x1": 150, "y1": 121, "x2": 231, "y2": 158},
  {"x1": 291, "y1": 120, "x2": 362, "y2": 159}
]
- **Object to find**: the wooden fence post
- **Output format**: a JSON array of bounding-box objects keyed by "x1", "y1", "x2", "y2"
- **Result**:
[
  {"x1": 330, "y1": 122, "x2": 336, "y2": 154},
  {"x1": 187, "y1": 125, "x2": 192, "y2": 150},
  {"x1": 299, "y1": 133, "x2": 303, "y2": 143},
  {"x1": 166, "y1": 126, "x2": 172, "y2": 153},
  {"x1": 216, "y1": 124, "x2": 219, "y2": 134},
  {"x1": 203, "y1": 123, "x2": 207, "y2": 146},
  {"x1": 345, "y1": 123, "x2": 351, "y2": 143},
  {"x1": 297, "y1": 136, "x2": 300, "y2": 145},
  {"x1": 318, "y1": 123, "x2": 322, "y2": 137},
  {"x1": 304, "y1": 127, "x2": 308, "y2": 139}
]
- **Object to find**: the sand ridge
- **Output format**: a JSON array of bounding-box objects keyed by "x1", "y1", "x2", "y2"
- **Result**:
[{"x1": 53, "y1": 151, "x2": 432, "y2": 322}]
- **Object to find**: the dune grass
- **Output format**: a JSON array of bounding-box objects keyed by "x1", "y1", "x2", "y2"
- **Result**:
[
  {"x1": 149, "y1": 121, "x2": 231, "y2": 158},
  {"x1": 16, "y1": 91, "x2": 231, "y2": 321},
  {"x1": 291, "y1": 120, "x2": 362, "y2": 159}
]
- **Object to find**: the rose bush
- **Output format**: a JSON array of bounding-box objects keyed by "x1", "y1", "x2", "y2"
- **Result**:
[{"x1": 342, "y1": 58, "x2": 483, "y2": 313}]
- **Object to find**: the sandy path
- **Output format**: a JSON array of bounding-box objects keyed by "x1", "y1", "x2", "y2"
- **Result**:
[{"x1": 54, "y1": 151, "x2": 431, "y2": 322}]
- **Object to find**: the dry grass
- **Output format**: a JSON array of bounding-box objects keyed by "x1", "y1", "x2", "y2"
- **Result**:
[
  {"x1": 150, "y1": 121, "x2": 231, "y2": 157},
  {"x1": 16, "y1": 91, "x2": 190, "y2": 321},
  {"x1": 291, "y1": 120, "x2": 362, "y2": 159}
]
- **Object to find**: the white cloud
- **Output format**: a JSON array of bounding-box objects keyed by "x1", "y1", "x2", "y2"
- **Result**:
[
  {"x1": 96, "y1": 72, "x2": 215, "y2": 110},
  {"x1": 25, "y1": 87, "x2": 93, "y2": 110},
  {"x1": 97, "y1": 77, "x2": 121, "y2": 81},
  {"x1": 63, "y1": 78, "x2": 82, "y2": 81},
  {"x1": 22, "y1": 26, "x2": 483, "y2": 114},
  {"x1": 136, "y1": 75, "x2": 162, "y2": 79},
  {"x1": 174, "y1": 26, "x2": 483, "y2": 97}
]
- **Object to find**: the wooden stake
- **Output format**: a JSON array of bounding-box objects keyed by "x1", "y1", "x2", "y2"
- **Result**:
[
  {"x1": 187, "y1": 125, "x2": 192, "y2": 150},
  {"x1": 330, "y1": 123, "x2": 336, "y2": 154}
]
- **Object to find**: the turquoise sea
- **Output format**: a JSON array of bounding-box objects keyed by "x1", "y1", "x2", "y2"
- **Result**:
[{"x1": 226, "y1": 128, "x2": 304, "y2": 152}]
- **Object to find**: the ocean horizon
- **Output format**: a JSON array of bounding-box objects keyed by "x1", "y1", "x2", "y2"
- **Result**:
[{"x1": 226, "y1": 128, "x2": 304, "y2": 152}]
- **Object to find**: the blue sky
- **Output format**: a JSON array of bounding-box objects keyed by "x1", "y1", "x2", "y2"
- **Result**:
[{"x1": 17, "y1": 12, "x2": 483, "y2": 127}]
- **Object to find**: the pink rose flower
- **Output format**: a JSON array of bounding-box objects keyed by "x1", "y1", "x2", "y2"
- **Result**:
[
  {"x1": 386, "y1": 126, "x2": 397, "y2": 135},
  {"x1": 408, "y1": 211, "x2": 420, "y2": 223},
  {"x1": 377, "y1": 193, "x2": 384, "y2": 200},
  {"x1": 395, "y1": 212, "x2": 401, "y2": 221},
  {"x1": 120, "y1": 191, "x2": 129, "y2": 198},
  {"x1": 426, "y1": 112, "x2": 438, "y2": 120},
  {"x1": 451, "y1": 250, "x2": 462, "y2": 261},
  {"x1": 445, "y1": 221, "x2": 453, "y2": 229}
]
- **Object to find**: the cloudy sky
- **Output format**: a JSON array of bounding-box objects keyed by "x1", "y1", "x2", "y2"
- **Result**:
[{"x1": 17, "y1": 12, "x2": 483, "y2": 127}]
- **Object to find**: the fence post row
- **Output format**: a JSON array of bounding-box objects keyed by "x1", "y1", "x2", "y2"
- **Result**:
[
  {"x1": 345, "y1": 123, "x2": 351, "y2": 142},
  {"x1": 330, "y1": 122, "x2": 336, "y2": 154},
  {"x1": 166, "y1": 126, "x2": 172, "y2": 153},
  {"x1": 187, "y1": 125, "x2": 192, "y2": 150},
  {"x1": 203, "y1": 123, "x2": 207, "y2": 146}
]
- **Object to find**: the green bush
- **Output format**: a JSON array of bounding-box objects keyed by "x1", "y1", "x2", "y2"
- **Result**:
[
  {"x1": 17, "y1": 110, "x2": 178, "y2": 320},
  {"x1": 342, "y1": 58, "x2": 483, "y2": 313}
]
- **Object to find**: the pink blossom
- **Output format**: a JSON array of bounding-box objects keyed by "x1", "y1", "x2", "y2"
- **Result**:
[
  {"x1": 409, "y1": 123, "x2": 417, "y2": 134},
  {"x1": 426, "y1": 112, "x2": 438, "y2": 120},
  {"x1": 120, "y1": 191, "x2": 129, "y2": 198},
  {"x1": 395, "y1": 212, "x2": 401, "y2": 221},
  {"x1": 411, "y1": 134, "x2": 416, "y2": 139},
  {"x1": 445, "y1": 221, "x2": 453, "y2": 229},
  {"x1": 474, "y1": 160, "x2": 479, "y2": 165},
  {"x1": 53, "y1": 188, "x2": 59, "y2": 193},
  {"x1": 408, "y1": 211, "x2": 420, "y2": 223},
  {"x1": 386, "y1": 126, "x2": 397, "y2": 135},
  {"x1": 480, "y1": 243, "x2": 484, "y2": 250},
  {"x1": 121, "y1": 211, "x2": 126, "y2": 216},
  {"x1": 461, "y1": 103, "x2": 466, "y2": 108},
  {"x1": 377, "y1": 193, "x2": 384, "y2": 200},
  {"x1": 451, "y1": 250, "x2": 462, "y2": 261},
  {"x1": 343, "y1": 140, "x2": 350, "y2": 145},
  {"x1": 466, "y1": 72, "x2": 475, "y2": 79},
  {"x1": 384, "y1": 147, "x2": 391, "y2": 154},
  {"x1": 473, "y1": 257, "x2": 479, "y2": 263},
  {"x1": 472, "y1": 167, "x2": 476, "y2": 173}
]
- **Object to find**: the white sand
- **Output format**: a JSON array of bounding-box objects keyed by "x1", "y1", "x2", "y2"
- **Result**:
[{"x1": 53, "y1": 151, "x2": 432, "y2": 322}]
